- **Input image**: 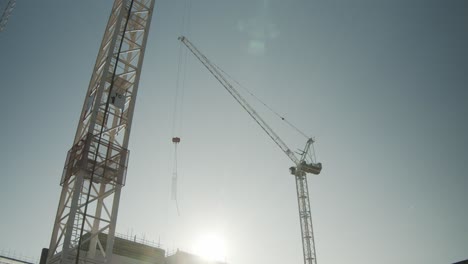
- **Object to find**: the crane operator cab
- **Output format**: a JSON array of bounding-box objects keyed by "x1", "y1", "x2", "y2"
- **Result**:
[{"x1": 290, "y1": 161, "x2": 322, "y2": 176}]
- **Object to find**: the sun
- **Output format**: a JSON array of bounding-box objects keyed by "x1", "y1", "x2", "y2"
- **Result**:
[{"x1": 192, "y1": 233, "x2": 227, "y2": 262}]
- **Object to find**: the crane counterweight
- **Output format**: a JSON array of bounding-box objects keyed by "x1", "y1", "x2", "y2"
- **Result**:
[{"x1": 290, "y1": 162, "x2": 322, "y2": 176}]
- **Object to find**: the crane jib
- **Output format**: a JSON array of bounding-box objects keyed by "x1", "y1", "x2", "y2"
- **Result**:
[{"x1": 179, "y1": 36, "x2": 320, "y2": 167}]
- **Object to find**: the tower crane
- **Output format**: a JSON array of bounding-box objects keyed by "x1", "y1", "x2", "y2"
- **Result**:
[
  {"x1": 178, "y1": 36, "x2": 323, "y2": 264},
  {"x1": 47, "y1": 1, "x2": 155, "y2": 263}
]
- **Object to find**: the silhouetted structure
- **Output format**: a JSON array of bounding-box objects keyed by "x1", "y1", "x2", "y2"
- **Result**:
[
  {"x1": 166, "y1": 250, "x2": 225, "y2": 264},
  {"x1": 0, "y1": 255, "x2": 34, "y2": 264}
]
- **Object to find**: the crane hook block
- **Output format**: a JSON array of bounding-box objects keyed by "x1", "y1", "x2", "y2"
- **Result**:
[{"x1": 172, "y1": 137, "x2": 181, "y2": 143}]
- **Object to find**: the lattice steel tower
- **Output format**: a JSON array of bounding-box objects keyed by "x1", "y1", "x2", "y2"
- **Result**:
[
  {"x1": 0, "y1": 0, "x2": 16, "y2": 32},
  {"x1": 47, "y1": 0, "x2": 155, "y2": 263}
]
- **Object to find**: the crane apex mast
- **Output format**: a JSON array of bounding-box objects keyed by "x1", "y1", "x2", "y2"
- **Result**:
[{"x1": 291, "y1": 138, "x2": 322, "y2": 176}]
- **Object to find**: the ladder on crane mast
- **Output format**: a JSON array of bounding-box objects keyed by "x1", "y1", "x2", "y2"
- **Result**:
[
  {"x1": 46, "y1": 1, "x2": 155, "y2": 264},
  {"x1": 178, "y1": 36, "x2": 323, "y2": 264}
]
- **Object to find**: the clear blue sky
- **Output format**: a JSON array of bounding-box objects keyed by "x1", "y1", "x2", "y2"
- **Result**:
[{"x1": 1, "y1": 1, "x2": 467, "y2": 264}]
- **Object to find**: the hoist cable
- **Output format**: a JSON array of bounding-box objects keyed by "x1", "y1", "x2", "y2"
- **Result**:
[
  {"x1": 175, "y1": 198, "x2": 181, "y2": 216},
  {"x1": 282, "y1": 118, "x2": 310, "y2": 140},
  {"x1": 171, "y1": 144, "x2": 178, "y2": 199},
  {"x1": 178, "y1": 46, "x2": 188, "y2": 136},
  {"x1": 211, "y1": 62, "x2": 310, "y2": 139},
  {"x1": 172, "y1": 42, "x2": 184, "y2": 136},
  {"x1": 176, "y1": 0, "x2": 191, "y2": 137},
  {"x1": 172, "y1": 0, "x2": 191, "y2": 137},
  {"x1": 171, "y1": 144, "x2": 180, "y2": 216},
  {"x1": 185, "y1": 0, "x2": 192, "y2": 37},
  {"x1": 170, "y1": 0, "x2": 192, "y2": 218}
]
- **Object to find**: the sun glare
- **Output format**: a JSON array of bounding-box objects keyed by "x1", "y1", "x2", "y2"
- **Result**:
[{"x1": 192, "y1": 233, "x2": 227, "y2": 262}]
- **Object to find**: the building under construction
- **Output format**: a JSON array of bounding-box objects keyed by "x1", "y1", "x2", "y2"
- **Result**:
[
  {"x1": 0, "y1": 255, "x2": 34, "y2": 264},
  {"x1": 42, "y1": 233, "x2": 223, "y2": 264}
]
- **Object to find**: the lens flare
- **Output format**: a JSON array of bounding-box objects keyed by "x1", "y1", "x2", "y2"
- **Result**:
[{"x1": 192, "y1": 233, "x2": 227, "y2": 262}]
